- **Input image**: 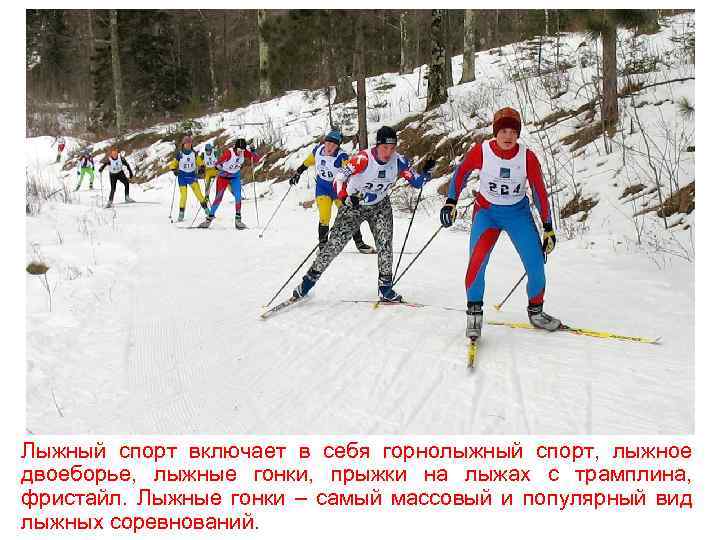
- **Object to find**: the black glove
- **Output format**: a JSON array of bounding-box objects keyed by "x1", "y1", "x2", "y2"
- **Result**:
[
  {"x1": 289, "y1": 171, "x2": 301, "y2": 186},
  {"x1": 345, "y1": 193, "x2": 361, "y2": 210},
  {"x1": 542, "y1": 222, "x2": 556, "y2": 257},
  {"x1": 198, "y1": 166, "x2": 206, "y2": 176},
  {"x1": 421, "y1": 157, "x2": 437, "y2": 174},
  {"x1": 440, "y1": 198, "x2": 457, "y2": 228},
  {"x1": 172, "y1": 169, "x2": 179, "y2": 177}
]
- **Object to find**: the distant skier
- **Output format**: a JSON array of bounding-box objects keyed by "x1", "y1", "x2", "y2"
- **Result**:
[
  {"x1": 289, "y1": 130, "x2": 375, "y2": 253},
  {"x1": 169, "y1": 135, "x2": 210, "y2": 222},
  {"x1": 75, "y1": 149, "x2": 95, "y2": 191},
  {"x1": 52, "y1": 136, "x2": 66, "y2": 163},
  {"x1": 98, "y1": 146, "x2": 135, "y2": 208},
  {"x1": 198, "y1": 142, "x2": 219, "y2": 203},
  {"x1": 198, "y1": 138, "x2": 262, "y2": 230},
  {"x1": 439, "y1": 107, "x2": 560, "y2": 338},
  {"x1": 291, "y1": 126, "x2": 435, "y2": 303}
]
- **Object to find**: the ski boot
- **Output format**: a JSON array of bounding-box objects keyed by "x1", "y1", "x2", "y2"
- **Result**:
[
  {"x1": 292, "y1": 271, "x2": 319, "y2": 299},
  {"x1": 177, "y1": 209, "x2": 185, "y2": 222},
  {"x1": 378, "y1": 275, "x2": 402, "y2": 303},
  {"x1": 353, "y1": 230, "x2": 376, "y2": 254},
  {"x1": 528, "y1": 303, "x2": 562, "y2": 331},
  {"x1": 125, "y1": 196, "x2": 136, "y2": 203},
  {"x1": 104, "y1": 201, "x2": 113, "y2": 209},
  {"x1": 197, "y1": 215, "x2": 214, "y2": 229},
  {"x1": 466, "y1": 302, "x2": 483, "y2": 339},
  {"x1": 235, "y1": 213, "x2": 247, "y2": 230},
  {"x1": 89, "y1": 184, "x2": 94, "y2": 190}
]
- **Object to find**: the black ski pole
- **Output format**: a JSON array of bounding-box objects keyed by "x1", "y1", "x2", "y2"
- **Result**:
[
  {"x1": 392, "y1": 183, "x2": 424, "y2": 283},
  {"x1": 259, "y1": 183, "x2": 293, "y2": 238},
  {"x1": 264, "y1": 243, "x2": 319, "y2": 307},
  {"x1": 190, "y1": 175, "x2": 216, "y2": 228},
  {"x1": 392, "y1": 200, "x2": 473, "y2": 288},
  {"x1": 168, "y1": 174, "x2": 177, "y2": 223},
  {"x1": 493, "y1": 272, "x2": 527, "y2": 311},
  {"x1": 391, "y1": 225, "x2": 443, "y2": 288}
]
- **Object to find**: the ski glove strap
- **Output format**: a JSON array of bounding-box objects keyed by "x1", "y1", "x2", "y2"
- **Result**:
[
  {"x1": 542, "y1": 223, "x2": 556, "y2": 257},
  {"x1": 440, "y1": 198, "x2": 458, "y2": 228}
]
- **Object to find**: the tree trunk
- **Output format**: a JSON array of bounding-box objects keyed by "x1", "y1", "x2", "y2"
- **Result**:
[
  {"x1": 109, "y1": 10, "x2": 125, "y2": 131},
  {"x1": 459, "y1": 9, "x2": 476, "y2": 84},
  {"x1": 443, "y1": 10, "x2": 453, "y2": 88},
  {"x1": 415, "y1": 11, "x2": 420, "y2": 69},
  {"x1": 426, "y1": 10, "x2": 448, "y2": 110},
  {"x1": 198, "y1": 10, "x2": 219, "y2": 109},
  {"x1": 86, "y1": 11, "x2": 95, "y2": 117},
  {"x1": 354, "y1": 15, "x2": 368, "y2": 150},
  {"x1": 257, "y1": 10, "x2": 271, "y2": 100},
  {"x1": 601, "y1": 21, "x2": 619, "y2": 135},
  {"x1": 223, "y1": 12, "x2": 229, "y2": 99},
  {"x1": 399, "y1": 11, "x2": 413, "y2": 74}
]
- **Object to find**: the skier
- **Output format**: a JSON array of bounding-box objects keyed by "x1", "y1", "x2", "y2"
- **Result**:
[
  {"x1": 198, "y1": 142, "x2": 219, "y2": 203},
  {"x1": 198, "y1": 138, "x2": 262, "y2": 230},
  {"x1": 75, "y1": 149, "x2": 95, "y2": 191},
  {"x1": 53, "y1": 136, "x2": 66, "y2": 163},
  {"x1": 289, "y1": 130, "x2": 375, "y2": 253},
  {"x1": 169, "y1": 135, "x2": 210, "y2": 222},
  {"x1": 439, "y1": 107, "x2": 560, "y2": 338},
  {"x1": 98, "y1": 146, "x2": 135, "y2": 208},
  {"x1": 291, "y1": 126, "x2": 435, "y2": 303}
]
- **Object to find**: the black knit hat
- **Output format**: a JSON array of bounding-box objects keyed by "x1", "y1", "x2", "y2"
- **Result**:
[{"x1": 376, "y1": 126, "x2": 397, "y2": 145}]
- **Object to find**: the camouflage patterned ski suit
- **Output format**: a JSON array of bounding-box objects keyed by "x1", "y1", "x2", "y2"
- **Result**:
[{"x1": 309, "y1": 197, "x2": 394, "y2": 280}]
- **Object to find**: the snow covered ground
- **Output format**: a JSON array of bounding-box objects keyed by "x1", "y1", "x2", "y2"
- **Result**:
[{"x1": 25, "y1": 14, "x2": 693, "y2": 434}]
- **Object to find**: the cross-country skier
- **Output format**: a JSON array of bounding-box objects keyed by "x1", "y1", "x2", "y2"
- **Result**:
[
  {"x1": 289, "y1": 130, "x2": 375, "y2": 253},
  {"x1": 53, "y1": 136, "x2": 66, "y2": 163},
  {"x1": 98, "y1": 146, "x2": 135, "y2": 208},
  {"x1": 169, "y1": 135, "x2": 210, "y2": 222},
  {"x1": 291, "y1": 126, "x2": 435, "y2": 302},
  {"x1": 198, "y1": 142, "x2": 219, "y2": 203},
  {"x1": 439, "y1": 107, "x2": 560, "y2": 338},
  {"x1": 75, "y1": 149, "x2": 95, "y2": 191},
  {"x1": 198, "y1": 138, "x2": 262, "y2": 230}
]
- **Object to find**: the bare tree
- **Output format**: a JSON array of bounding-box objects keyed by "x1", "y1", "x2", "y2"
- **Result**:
[
  {"x1": 460, "y1": 9, "x2": 476, "y2": 84},
  {"x1": 601, "y1": 12, "x2": 619, "y2": 136},
  {"x1": 443, "y1": 10, "x2": 453, "y2": 88},
  {"x1": 354, "y1": 15, "x2": 368, "y2": 149},
  {"x1": 400, "y1": 11, "x2": 413, "y2": 74},
  {"x1": 258, "y1": 10, "x2": 271, "y2": 100},
  {"x1": 198, "y1": 10, "x2": 219, "y2": 109},
  {"x1": 426, "y1": 10, "x2": 448, "y2": 110},
  {"x1": 109, "y1": 10, "x2": 125, "y2": 131}
]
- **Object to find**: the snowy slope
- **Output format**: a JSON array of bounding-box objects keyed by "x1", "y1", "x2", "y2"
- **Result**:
[{"x1": 25, "y1": 14, "x2": 693, "y2": 434}]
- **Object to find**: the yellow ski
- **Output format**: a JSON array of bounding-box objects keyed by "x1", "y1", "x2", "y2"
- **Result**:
[
  {"x1": 467, "y1": 338, "x2": 478, "y2": 369},
  {"x1": 486, "y1": 320, "x2": 661, "y2": 345}
]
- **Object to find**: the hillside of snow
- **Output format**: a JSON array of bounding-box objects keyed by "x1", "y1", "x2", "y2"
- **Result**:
[{"x1": 25, "y1": 13, "x2": 693, "y2": 434}]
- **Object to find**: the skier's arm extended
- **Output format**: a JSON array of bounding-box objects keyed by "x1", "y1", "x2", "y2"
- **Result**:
[
  {"x1": 243, "y1": 148, "x2": 262, "y2": 163},
  {"x1": 526, "y1": 149, "x2": 552, "y2": 226},
  {"x1": 397, "y1": 155, "x2": 432, "y2": 188},
  {"x1": 98, "y1": 159, "x2": 109, "y2": 173},
  {"x1": 448, "y1": 143, "x2": 483, "y2": 200},
  {"x1": 121, "y1": 156, "x2": 134, "y2": 178}
]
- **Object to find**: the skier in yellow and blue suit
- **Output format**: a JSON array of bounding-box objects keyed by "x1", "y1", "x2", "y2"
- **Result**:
[
  {"x1": 197, "y1": 142, "x2": 218, "y2": 203},
  {"x1": 169, "y1": 135, "x2": 210, "y2": 222},
  {"x1": 289, "y1": 130, "x2": 375, "y2": 253}
]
